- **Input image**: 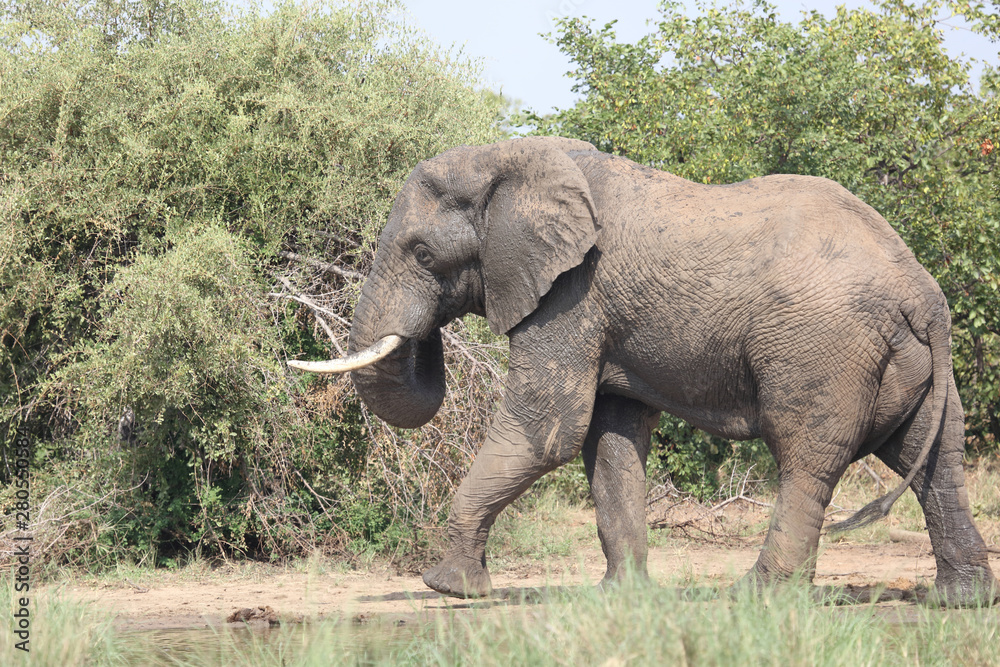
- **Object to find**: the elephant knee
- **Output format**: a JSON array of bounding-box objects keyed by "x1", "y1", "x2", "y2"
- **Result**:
[{"x1": 536, "y1": 436, "x2": 585, "y2": 470}]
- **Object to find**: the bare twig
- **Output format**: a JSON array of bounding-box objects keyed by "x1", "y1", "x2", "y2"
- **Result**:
[
  {"x1": 645, "y1": 480, "x2": 682, "y2": 507},
  {"x1": 303, "y1": 229, "x2": 360, "y2": 247},
  {"x1": 709, "y1": 494, "x2": 773, "y2": 513},
  {"x1": 0, "y1": 477, "x2": 149, "y2": 566},
  {"x1": 857, "y1": 458, "x2": 888, "y2": 491},
  {"x1": 125, "y1": 578, "x2": 149, "y2": 593},
  {"x1": 269, "y1": 291, "x2": 350, "y2": 327},
  {"x1": 646, "y1": 460, "x2": 775, "y2": 539},
  {"x1": 273, "y1": 277, "x2": 347, "y2": 355},
  {"x1": 279, "y1": 250, "x2": 365, "y2": 281}
]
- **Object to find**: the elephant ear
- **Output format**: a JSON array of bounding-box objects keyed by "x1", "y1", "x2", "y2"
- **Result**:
[{"x1": 472, "y1": 137, "x2": 599, "y2": 334}]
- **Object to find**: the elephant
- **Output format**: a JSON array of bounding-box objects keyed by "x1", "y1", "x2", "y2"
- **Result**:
[{"x1": 289, "y1": 136, "x2": 998, "y2": 604}]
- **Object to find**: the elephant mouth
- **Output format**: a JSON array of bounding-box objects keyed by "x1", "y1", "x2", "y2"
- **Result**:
[{"x1": 287, "y1": 334, "x2": 406, "y2": 375}]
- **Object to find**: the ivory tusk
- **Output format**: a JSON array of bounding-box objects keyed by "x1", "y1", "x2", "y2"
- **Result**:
[{"x1": 287, "y1": 334, "x2": 406, "y2": 374}]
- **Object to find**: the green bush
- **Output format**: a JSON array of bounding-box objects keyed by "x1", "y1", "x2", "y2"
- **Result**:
[
  {"x1": 646, "y1": 416, "x2": 774, "y2": 501},
  {"x1": 51, "y1": 226, "x2": 296, "y2": 557},
  {"x1": 0, "y1": 0, "x2": 502, "y2": 567}
]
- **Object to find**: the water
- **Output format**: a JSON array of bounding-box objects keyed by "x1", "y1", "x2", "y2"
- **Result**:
[
  {"x1": 115, "y1": 617, "x2": 422, "y2": 665},
  {"x1": 110, "y1": 584, "x2": 562, "y2": 664}
]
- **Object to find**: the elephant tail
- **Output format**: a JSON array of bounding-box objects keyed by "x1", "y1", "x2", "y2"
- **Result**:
[{"x1": 826, "y1": 300, "x2": 951, "y2": 535}]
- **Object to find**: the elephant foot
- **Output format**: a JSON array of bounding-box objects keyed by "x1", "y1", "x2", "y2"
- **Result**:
[
  {"x1": 597, "y1": 562, "x2": 649, "y2": 592},
  {"x1": 732, "y1": 562, "x2": 786, "y2": 591},
  {"x1": 730, "y1": 568, "x2": 768, "y2": 598},
  {"x1": 925, "y1": 571, "x2": 1000, "y2": 608},
  {"x1": 423, "y1": 555, "x2": 492, "y2": 599},
  {"x1": 730, "y1": 562, "x2": 814, "y2": 599}
]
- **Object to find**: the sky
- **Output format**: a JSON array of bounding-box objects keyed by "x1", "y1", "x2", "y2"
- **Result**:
[{"x1": 400, "y1": 0, "x2": 998, "y2": 114}]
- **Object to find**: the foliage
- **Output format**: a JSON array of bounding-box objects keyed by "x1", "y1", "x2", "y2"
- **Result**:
[
  {"x1": 48, "y1": 226, "x2": 299, "y2": 556},
  {"x1": 0, "y1": 0, "x2": 502, "y2": 566},
  {"x1": 528, "y1": 0, "x2": 1000, "y2": 479},
  {"x1": 486, "y1": 483, "x2": 591, "y2": 565},
  {"x1": 650, "y1": 417, "x2": 773, "y2": 499}
]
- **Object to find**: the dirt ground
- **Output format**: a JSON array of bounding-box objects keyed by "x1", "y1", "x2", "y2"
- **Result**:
[{"x1": 45, "y1": 506, "x2": 995, "y2": 633}]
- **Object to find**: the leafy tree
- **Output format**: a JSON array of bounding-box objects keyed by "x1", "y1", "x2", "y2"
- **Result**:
[
  {"x1": 527, "y1": 0, "x2": 999, "y2": 488},
  {"x1": 0, "y1": 0, "x2": 502, "y2": 564}
]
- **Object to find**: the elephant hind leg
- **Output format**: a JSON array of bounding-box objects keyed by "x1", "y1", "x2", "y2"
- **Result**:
[
  {"x1": 743, "y1": 382, "x2": 868, "y2": 587},
  {"x1": 874, "y1": 380, "x2": 999, "y2": 605},
  {"x1": 582, "y1": 395, "x2": 660, "y2": 586},
  {"x1": 744, "y1": 465, "x2": 846, "y2": 587}
]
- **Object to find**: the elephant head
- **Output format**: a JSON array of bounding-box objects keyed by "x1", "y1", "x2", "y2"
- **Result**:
[{"x1": 289, "y1": 137, "x2": 599, "y2": 428}]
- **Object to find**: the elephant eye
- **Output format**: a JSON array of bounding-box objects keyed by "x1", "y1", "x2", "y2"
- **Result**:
[{"x1": 414, "y1": 245, "x2": 435, "y2": 268}]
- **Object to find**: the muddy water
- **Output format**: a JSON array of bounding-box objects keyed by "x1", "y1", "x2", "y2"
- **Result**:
[
  {"x1": 117, "y1": 619, "x2": 420, "y2": 664},
  {"x1": 111, "y1": 587, "x2": 563, "y2": 663},
  {"x1": 113, "y1": 586, "x2": 933, "y2": 664}
]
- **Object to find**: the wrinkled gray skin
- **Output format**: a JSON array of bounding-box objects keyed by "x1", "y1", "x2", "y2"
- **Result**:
[{"x1": 313, "y1": 137, "x2": 998, "y2": 603}]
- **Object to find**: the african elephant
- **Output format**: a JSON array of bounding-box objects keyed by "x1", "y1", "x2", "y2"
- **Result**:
[{"x1": 290, "y1": 136, "x2": 998, "y2": 604}]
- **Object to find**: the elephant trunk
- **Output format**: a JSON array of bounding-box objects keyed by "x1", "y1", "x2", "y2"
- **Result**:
[{"x1": 345, "y1": 271, "x2": 447, "y2": 429}]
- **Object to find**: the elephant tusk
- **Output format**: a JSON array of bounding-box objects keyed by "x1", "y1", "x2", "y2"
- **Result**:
[{"x1": 287, "y1": 334, "x2": 407, "y2": 375}]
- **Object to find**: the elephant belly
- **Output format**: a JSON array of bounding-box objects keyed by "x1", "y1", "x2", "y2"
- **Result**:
[{"x1": 597, "y1": 359, "x2": 760, "y2": 441}]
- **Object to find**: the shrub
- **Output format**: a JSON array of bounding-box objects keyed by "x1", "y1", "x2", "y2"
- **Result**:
[{"x1": 0, "y1": 0, "x2": 503, "y2": 567}]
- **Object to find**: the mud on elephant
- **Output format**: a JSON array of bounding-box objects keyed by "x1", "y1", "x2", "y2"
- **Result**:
[{"x1": 290, "y1": 137, "x2": 998, "y2": 605}]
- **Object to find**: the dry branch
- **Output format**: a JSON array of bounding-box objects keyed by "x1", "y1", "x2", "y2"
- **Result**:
[
  {"x1": 857, "y1": 458, "x2": 888, "y2": 491},
  {"x1": 272, "y1": 277, "x2": 348, "y2": 355},
  {"x1": 647, "y1": 465, "x2": 771, "y2": 540},
  {"x1": 303, "y1": 228, "x2": 360, "y2": 247},
  {"x1": 888, "y1": 527, "x2": 931, "y2": 545},
  {"x1": 279, "y1": 250, "x2": 365, "y2": 281}
]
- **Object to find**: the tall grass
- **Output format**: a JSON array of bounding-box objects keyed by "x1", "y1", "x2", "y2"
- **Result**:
[
  {"x1": 1, "y1": 583, "x2": 119, "y2": 666},
  {"x1": 6, "y1": 577, "x2": 999, "y2": 666}
]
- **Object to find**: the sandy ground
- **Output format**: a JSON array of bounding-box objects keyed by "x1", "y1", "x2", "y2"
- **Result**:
[{"x1": 45, "y1": 522, "x2": 986, "y2": 633}]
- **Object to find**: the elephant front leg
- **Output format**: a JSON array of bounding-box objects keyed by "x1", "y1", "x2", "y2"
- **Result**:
[
  {"x1": 582, "y1": 395, "x2": 660, "y2": 586},
  {"x1": 423, "y1": 386, "x2": 596, "y2": 598}
]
